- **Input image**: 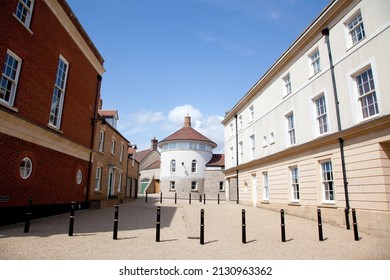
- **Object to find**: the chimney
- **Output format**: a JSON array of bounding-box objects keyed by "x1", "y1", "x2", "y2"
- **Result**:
[
  {"x1": 151, "y1": 137, "x2": 158, "y2": 151},
  {"x1": 184, "y1": 115, "x2": 191, "y2": 127}
]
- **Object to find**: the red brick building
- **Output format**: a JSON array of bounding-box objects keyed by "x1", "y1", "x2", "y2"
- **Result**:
[{"x1": 0, "y1": 0, "x2": 105, "y2": 224}]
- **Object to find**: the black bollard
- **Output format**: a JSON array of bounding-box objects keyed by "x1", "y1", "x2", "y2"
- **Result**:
[
  {"x1": 24, "y1": 197, "x2": 33, "y2": 233},
  {"x1": 203, "y1": 193, "x2": 206, "y2": 205},
  {"x1": 113, "y1": 204, "x2": 119, "y2": 240},
  {"x1": 280, "y1": 209, "x2": 286, "y2": 242},
  {"x1": 175, "y1": 192, "x2": 177, "y2": 204},
  {"x1": 352, "y1": 209, "x2": 359, "y2": 241},
  {"x1": 345, "y1": 208, "x2": 351, "y2": 230},
  {"x1": 200, "y1": 209, "x2": 205, "y2": 245},
  {"x1": 160, "y1": 192, "x2": 162, "y2": 204},
  {"x1": 145, "y1": 191, "x2": 148, "y2": 203},
  {"x1": 199, "y1": 194, "x2": 202, "y2": 203},
  {"x1": 156, "y1": 206, "x2": 161, "y2": 242},
  {"x1": 189, "y1": 193, "x2": 191, "y2": 204},
  {"x1": 317, "y1": 209, "x2": 324, "y2": 241},
  {"x1": 218, "y1": 193, "x2": 220, "y2": 205},
  {"x1": 68, "y1": 201, "x2": 75, "y2": 236},
  {"x1": 242, "y1": 209, "x2": 246, "y2": 244}
]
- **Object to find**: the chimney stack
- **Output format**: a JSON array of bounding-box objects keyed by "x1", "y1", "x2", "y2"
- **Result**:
[
  {"x1": 151, "y1": 137, "x2": 158, "y2": 151},
  {"x1": 184, "y1": 115, "x2": 191, "y2": 127}
]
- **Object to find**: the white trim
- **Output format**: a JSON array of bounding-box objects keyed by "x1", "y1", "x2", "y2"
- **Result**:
[{"x1": 1, "y1": 49, "x2": 22, "y2": 107}]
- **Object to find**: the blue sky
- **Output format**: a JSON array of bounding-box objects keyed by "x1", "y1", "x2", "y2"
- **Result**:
[{"x1": 66, "y1": 0, "x2": 330, "y2": 152}]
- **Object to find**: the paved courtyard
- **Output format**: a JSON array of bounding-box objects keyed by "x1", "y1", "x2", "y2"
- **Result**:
[{"x1": 1, "y1": 194, "x2": 389, "y2": 260}]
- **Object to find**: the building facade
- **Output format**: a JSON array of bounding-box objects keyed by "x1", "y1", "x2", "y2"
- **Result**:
[
  {"x1": 89, "y1": 109, "x2": 138, "y2": 208},
  {"x1": 0, "y1": 0, "x2": 105, "y2": 224},
  {"x1": 223, "y1": 0, "x2": 390, "y2": 237},
  {"x1": 158, "y1": 116, "x2": 225, "y2": 200}
]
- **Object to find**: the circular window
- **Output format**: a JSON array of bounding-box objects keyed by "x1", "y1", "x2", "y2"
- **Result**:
[
  {"x1": 20, "y1": 157, "x2": 32, "y2": 179},
  {"x1": 76, "y1": 169, "x2": 83, "y2": 185}
]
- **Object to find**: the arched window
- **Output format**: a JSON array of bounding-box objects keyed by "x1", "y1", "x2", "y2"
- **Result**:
[
  {"x1": 191, "y1": 160, "x2": 197, "y2": 173},
  {"x1": 170, "y1": 160, "x2": 176, "y2": 173}
]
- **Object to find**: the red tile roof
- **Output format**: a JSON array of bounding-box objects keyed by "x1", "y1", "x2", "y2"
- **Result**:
[
  {"x1": 206, "y1": 154, "x2": 225, "y2": 167},
  {"x1": 99, "y1": 110, "x2": 118, "y2": 118},
  {"x1": 158, "y1": 127, "x2": 217, "y2": 148}
]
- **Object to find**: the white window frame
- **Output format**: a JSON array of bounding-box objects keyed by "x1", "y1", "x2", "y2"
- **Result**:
[
  {"x1": 263, "y1": 135, "x2": 267, "y2": 148},
  {"x1": 238, "y1": 115, "x2": 243, "y2": 130},
  {"x1": 98, "y1": 130, "x2": 105, "y2": 152},
  {"x1": 309, "y1": 48, "x2": 321, "y2": 76},
  {"x1": 20, "y1": 157, "x2": 32, "y2": 179},
  {"x1": 238, "y1": 141, "x2": 243, "y2": 164},
  {"x1": 0, "y1": 50, "x2": 22, "y2": 107},
  {"x1": 290, "y1": 166, "x2": 300, "y2": 202},
  {"x1": 263, "y1": 172, "x2": 269, "y2": 200},
  {"x1": 354, "y1": 67, "x2": 379, "y2": 120},
  {"x1": 49, "y1": 55, "x2": 69, "y2": 129},
  {"x1": 120, "y1": 144, "x2": 124, "y2": 162},
  {"x1": 95, "y1": 166, "x2": 102, "y2": 191},
  {"x1": 15, "y1": 0, "x2": 35, "y2": 29},
  {"x1": 170, "y1": 160, "x2": 176, "y2": 173},
  {"x1": 111, "y1": 140, "x2": 116, "y2": 155},
  {"x1": 345, "y1": 11, "x2": 365, "y2": 48},
  {"x1": 191, "y1": 181, "x2": 198, "y2": 191},
  {"x1": 283, "y1": 73, "x2": 292, "y2": 96},
  {"x1": 249, "y1": 105, "x2": 254, "y2": 122},
  {"x1": 250, "y1": 134, "x2": 255, "y2": 160},
  {"x1": 320, "y1": 160, "x2": 335, "y2": 203},
  {"x1": 170, "y1": 181, "x2": 176, "y2": 191},
  {"x1": 117, "y1": 173, "x2": 122, "y2": 192},
  {"x1": 191, "y1": 160, "x2": 197, "y2": 173},
  {"x1": 313, "y1": 94, "x2": 329, "y2": 136},
  {"x1": 219, "y1": 181, "x2": 224, "y2": 192},
  {"x1": 230, "y1": 147, "x2": 234, "y2": 167},
  {"x1": 285, "y1": 111, "x2": 296, "y2": 146},
  {"x1": 76, "y1": 169, "x2": 82, "y2": 185},
  {"x1": 269, "y1": 132, "x2": 275, "y2": 145}
]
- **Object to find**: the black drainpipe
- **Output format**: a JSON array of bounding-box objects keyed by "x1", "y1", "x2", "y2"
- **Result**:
[
  {"x1": 322, "y1": 27, "x2": 350, "y2": 229},
  {"x1": 234, "y1": 114, "x2": 239, "y2": 204},
  {"x1": 86, "y1": 74, "x2": 103, "y2": 207}
]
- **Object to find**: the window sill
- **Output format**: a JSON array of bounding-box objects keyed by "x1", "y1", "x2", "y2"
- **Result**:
[
  {"x1": 47, "y1": 124, "x2": 63, "y2": 134},
  {"x1": 13, "y1": 14, "x2": 33, "y2": 35},
  {"x1": 318, "y1": 203, "x2": 337, "y2": 209},
  {"x1": 261, "y1": 200, "x2": 270, "y2": 204},
  {"x1": 288, "y1": 202, "x2": 301, "y2": 206},
  {"x1": 94, "y1": 190, "x2": 102, "y2": 194},
  {"x1": 0, "y1": 101, "x2": 18, "y2": 113}
]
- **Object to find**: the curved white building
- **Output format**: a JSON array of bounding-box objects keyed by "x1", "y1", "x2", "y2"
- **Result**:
[{"x1": 158, "y1": 116, "x2": 224, "y2": 197}]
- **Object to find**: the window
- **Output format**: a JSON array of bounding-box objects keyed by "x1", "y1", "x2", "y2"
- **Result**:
[
  {"x1": 219, "y1": 181, "x2": 224, "y2": 191},
  {"x1": 250, "y1": 134, "x2": 255, "y2": 160},
  {"x1": 117, "y1": 173, "x2": 122, "y2": 192},
  {"x1": 286, "y1": 112, "x2": 296, "y2": 146},
  {"x1": 263, "y1": 135, "x2": 267, "y2": 147},
  {"x1": 230, "y1": 147, "x2": 234, "y2": 166},
  {"x1": 191, "y1": 160, "x2": 197, "y2": 173},
  {"x1": 20, "y1": 157, "x2": 32, "y2": 179},
  {"x1": 355, "y1": 68, "x2": 378, "y2": 119},
  {"x1": 111, "y1": 140, "x2": 116, "y2": 155},
  {"x1": 76, "y1": 169, "x2": 82, "y2": 185},
  {"x1": 249, "y1": 105, "x2": 254, "y2": 122},
  {"x1": 310, "y1": 49, "x2": 321, "y2": 75},
  {"x1": 120, "y1": 144, "x2": 124, "y2": 162},
  {"x1": 170, "y1": 181, "x2": 176, "y2": 191},
  {"x1": 15, "y1": 0, "x2": 34, "y2": 28},
  {"x1": 238, "y1": 115, "x2": 243, "y2": 130},
  {"x1": 170, "y1": 160, "x2": 176, "y2": 173},
  {"x1": 95, "y1": 167, "x2": 102, "y2": 191},
  {"x1": 270, "y1": 132, "x2": 275, "y2": 144},
  {"x1": 239, "y1": 141, "x2": 243, "y2": 164},
  {"x1": 230, "y1": 123, "x2": 234, "y2": 136},
  {"x1": 0, "y1": 50, "x2": 22, "y2": 107},
  {"x1": 283, "y1": 73, "x2": 292, "y2": 95},
  {"x1": 321, "y1": 161, "x2": 334, "y2": 202},
  {"x1": 191, "y1": 181, "x2": 198, "y2": 191},
  {"x1": 98, "y1": 130, "x2": 105, "y2": 152},
  {"x1": 314, "y1": 95, "x2": 329, "y2": 135},
  {"x1": 290, "y1": 167, "x2": 300, "y2": 201},
  {"x1": 49, "y1": 56, "x2": 69, "y2": 129},
  {"x1": 347, "y1": 12, "x2": 365, "y2": 46},
  {"x1": 263, "y1": 172, "x2": 269, "y2": 200}
]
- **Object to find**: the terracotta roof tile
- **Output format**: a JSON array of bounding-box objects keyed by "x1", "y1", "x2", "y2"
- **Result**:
[
  {"x1": 206, "y1": 154, "x2": 225, "y2": 167},
  {"x1": 158, "y1": 127, "x2": 217, "y2": 148}
]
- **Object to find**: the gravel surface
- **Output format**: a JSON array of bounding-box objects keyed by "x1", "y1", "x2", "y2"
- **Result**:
[{"x1": 1, "y1": 195, "x2": 389, "y2": 260}]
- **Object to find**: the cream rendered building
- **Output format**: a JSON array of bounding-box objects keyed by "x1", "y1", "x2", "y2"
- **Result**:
[{"x1": 223, "y1": 0, "x2": 390, "y2": 237}]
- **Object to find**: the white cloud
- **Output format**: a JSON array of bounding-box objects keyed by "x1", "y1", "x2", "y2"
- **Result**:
[
  {"x1": 167, "y1": 104, "x2": 203, "y2": 125},
  {"x1": 132, "y1": 110, "x2": 165, "y2": 124},
  {"x1": 195, "y1": 115, "x2": 225, "y2": 153}
]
